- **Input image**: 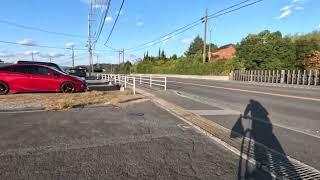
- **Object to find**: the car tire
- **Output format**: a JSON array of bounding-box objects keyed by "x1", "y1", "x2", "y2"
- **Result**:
[
  {"x1": 60, "y1": 82, "x2": 75, "y2": 93},
  {"x1": 0, "y1": 81, "x2": 9, "y2": 95}
]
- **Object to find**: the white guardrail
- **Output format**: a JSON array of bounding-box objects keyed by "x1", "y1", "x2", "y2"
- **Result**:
[{"x1": 96, "y1": 74, "x2": 167, "y2": 94}]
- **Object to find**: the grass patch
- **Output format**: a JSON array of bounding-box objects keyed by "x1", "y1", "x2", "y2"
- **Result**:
[
  {"x1": 0, "y1": 90, "x2": 145, "y2": 111},
  {"x1": 46, "y1": 90, "x2": 144, "y2": 111}
]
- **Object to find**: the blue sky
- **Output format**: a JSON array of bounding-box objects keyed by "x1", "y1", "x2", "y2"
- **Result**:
[{"x1": 0, "y1": 0, "x2": 319, "y2": 66}]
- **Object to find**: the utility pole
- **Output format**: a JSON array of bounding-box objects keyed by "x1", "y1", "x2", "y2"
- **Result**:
[
  {"x1": 122, "y1": 49, "x2": 125, "y2": 64},
  {"x1": 31, "y1": 52, "x2": 34, "y2": 61},
  {"x1": 88, "y1": 2, "x2": 93, "y2": 75},
  {"x1": 49, "y1": 57, "x2": 52, "y2": 63},
  {"x1": 95, "y1": 54, "x2": 100, "y2": 69},
  {"x1": 118, "y1": 50, "x2": 121, "y2": 73},
  {"x1": 203, "y1": 9, "x2": 208, "y2": 64},
  {"x1": 209, "y1": 29, "x2": 212, "y2": 61}
]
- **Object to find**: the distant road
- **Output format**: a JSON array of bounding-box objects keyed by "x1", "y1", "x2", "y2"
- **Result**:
[{"x1": 159, "y1": 77, "x2": 320, "y2": 170}]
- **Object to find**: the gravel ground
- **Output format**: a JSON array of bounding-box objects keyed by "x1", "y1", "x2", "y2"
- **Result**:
[{"x1": 0, "y1": 101, "x2": 271, "y2": 179}]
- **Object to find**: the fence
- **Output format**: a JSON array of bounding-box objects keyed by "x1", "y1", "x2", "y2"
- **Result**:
[
  {"x1": 131, "y1": 75, "x2": 167, "y2": 91},
  {"x1": 97, "y1": 74, "x2": 167, "y2": 93},
  {"x1": 232, "y1": 70, "x2": 320, "y2": 86}
]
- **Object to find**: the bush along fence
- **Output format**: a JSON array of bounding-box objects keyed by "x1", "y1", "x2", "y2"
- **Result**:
[{"x1": 231, "y1": 70, "x2": 320, "y2": 86}]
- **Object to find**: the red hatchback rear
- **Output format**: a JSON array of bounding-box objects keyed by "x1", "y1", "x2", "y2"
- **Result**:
[{"x1": 0, "y1": 64, "x2": 87, "y2": 95}]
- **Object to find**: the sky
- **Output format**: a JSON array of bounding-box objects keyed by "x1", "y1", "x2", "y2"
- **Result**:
[{"x1": 0, "y1": 0, "x2": 319, "y2": 66}]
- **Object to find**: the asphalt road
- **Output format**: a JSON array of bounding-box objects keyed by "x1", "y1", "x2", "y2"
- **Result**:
[
  {"x1": 0, "y1": 101, "x2": 270, "y2": 179},
  {"x1": 145, "y1": 77, "x2": 320, "y2": 172}
]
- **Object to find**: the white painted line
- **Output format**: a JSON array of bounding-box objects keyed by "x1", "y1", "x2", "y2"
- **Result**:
[
  {"x1": 0, "y1": 110, "x2": 46, "y2": 114},
  {"x1": 175, "y1": 90, "x2": 320, "y2": 139},
  {"x1": 189, "y1": 110, "x2": 240, "y2": 116},
  {"x1": 169, "y1": 80, "x2": 320, "y2": 102}
]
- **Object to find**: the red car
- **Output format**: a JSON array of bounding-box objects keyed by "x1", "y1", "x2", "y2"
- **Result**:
[{"x1": 0, "y1": 64, "x2": 87, "y2": 95}]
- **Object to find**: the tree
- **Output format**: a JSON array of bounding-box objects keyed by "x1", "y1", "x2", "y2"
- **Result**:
[
  {"x1": 171, "y1": 54, "x2": 178, "y2": 60},
  {"x1": 236, "y1": 30, "x2": 296, "y2": 70},
  {"x1": 160, "y1": 50, "x2": 166, "y2": 59},
  {"x1": 184, "y1": 36, "x2": 204, "y2": 57},
  {"x1": 304, "y1": 51, "x2": 320, "y2": 70},
  {"x1": 158, "y1": 48, "x2": 161, "y2": 59},
  {"x1": 294, "y1": 37, "x2": 319, "y2": 69},
  {"x1": 208, "y1": 43, "x2": 218, "y2": 52},
  {"x1": 144, "y1": 51, "x2": 149, "y2": 61}
]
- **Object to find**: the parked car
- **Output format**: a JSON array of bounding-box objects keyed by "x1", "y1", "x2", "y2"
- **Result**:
[
  {"x1": 17, "y1": 61, "x2": 66, "y2": 73},
  {"x1": 0, "y1": 64, "x2": 87, "y2": 95},
  {"x1": 68, "y1": 66, "x2": 87, "y2": 79}
]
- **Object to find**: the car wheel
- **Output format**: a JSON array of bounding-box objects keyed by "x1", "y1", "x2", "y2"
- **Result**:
[
  {"x1": 60, "y1": 82, "x2": 75, "y2": 93},
  {"x1": 0, "y1": 81, "x2": 9, "y2": 95}
]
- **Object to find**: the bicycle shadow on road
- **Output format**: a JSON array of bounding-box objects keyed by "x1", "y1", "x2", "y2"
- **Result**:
[{"x1": 230, "y1": 99, "x2": 302, "y2": 180}]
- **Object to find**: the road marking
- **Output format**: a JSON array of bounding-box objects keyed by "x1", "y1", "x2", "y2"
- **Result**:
[
  {"x1": 137, "y1": 88, "x2": 320, "y2": 179},
  {"x1": 169, "y1": 80, "x2": 320, "y2": 102},
  {"x1": 189, "y1": 110, "x2": 240, "y2": 116},
  {"x1": 174, "y1": 90, "x2": 320, "y2": 139}
]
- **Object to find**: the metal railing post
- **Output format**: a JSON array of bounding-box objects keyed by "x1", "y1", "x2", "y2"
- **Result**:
[
  {"x1": 280, "y1": 70, "x2": 285, "y2": 84},
  {"x1": 308, "y1": 70, "x2": 312, "y2": 86},
  {"x1": 124, "y1": 76, "x2": 127, "y2": 88},
  {"x1": 302, "y1": 70, "x2": 306, "y2": 85},
  {"x1": 315, "y1": 70, "x2": 319, "y2": 86},
  {"x1": 150, "y1": 76, "x2": 152, "y2": 87},
  {"x1": 164, "y1": 77, "x2": 167, "y2": 91},
  {"x1": 297, "y1": 70, "x2": 301, "y2": 85},
  {"x1": 292, "y1": 70, "x2": 295, "y2": 85},
  {"x1": 133, "y1": 77, "x2": 136, "y2": 95}
]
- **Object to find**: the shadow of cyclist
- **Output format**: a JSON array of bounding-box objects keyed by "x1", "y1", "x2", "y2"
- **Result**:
[{"x1": 230, "y1": 99, "x2": 301, "y2": 180}]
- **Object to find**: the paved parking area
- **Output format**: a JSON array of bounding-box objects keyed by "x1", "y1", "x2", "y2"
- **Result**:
[{"x1": 0, "y1": 101, "x2": 270, "y2": 179}]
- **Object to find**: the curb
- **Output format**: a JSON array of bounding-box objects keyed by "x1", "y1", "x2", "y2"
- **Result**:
[{"x1": 0, "y1": 108, "x2": 45, "y2": 113}]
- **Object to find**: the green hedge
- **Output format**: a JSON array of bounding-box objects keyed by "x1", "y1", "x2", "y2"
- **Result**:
[{"x1": 135, "y1": 58, "x2": 237, "y2": 75}]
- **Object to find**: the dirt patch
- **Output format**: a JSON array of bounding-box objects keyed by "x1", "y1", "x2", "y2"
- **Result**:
[{"x1": 0, "y1": 91, "x2": 145, "y2": 111}]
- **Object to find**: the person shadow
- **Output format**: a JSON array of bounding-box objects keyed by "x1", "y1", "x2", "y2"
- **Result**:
[{"x1": 230, "y1": 99, "x2": 302, "y2": 180}]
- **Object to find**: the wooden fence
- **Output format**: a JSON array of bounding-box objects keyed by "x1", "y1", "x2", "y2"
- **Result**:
[{"x1": 231, "y1": 70, "x2": 320, "y2": 86}]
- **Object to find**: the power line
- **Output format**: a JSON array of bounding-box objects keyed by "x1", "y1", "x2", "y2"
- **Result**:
[
  {"x1": 125, "y1": 0, "x2": 262, "y2": 52},
  {"x1": 128, "y1": 22, "x2": 202, "y2": 52},
  {"x1": 93, "y1": 0, "x2": 112, "y2": 44},
  {"x1": 0, "y1": 40, "x2": 115, "y2": 52},
  {"x1": 0, "y1": 19, "x2": 86, "y2": 39},
  {"x1": 208, "y1": 0, "x2": 263, "y2": 20},
  {"x1": 125, "y1": 19, "x2": 202, "y2": 51},
  {"x1": 104, "y1": 0, "x2": 125, "y2": 45}
]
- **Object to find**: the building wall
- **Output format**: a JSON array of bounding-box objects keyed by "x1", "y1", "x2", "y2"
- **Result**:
[{"x1": 209, "y1": 46, "x2": 236, "y2": 60}]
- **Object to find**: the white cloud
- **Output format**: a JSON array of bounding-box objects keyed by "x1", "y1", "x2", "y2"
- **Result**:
[
  {"x1": 278, "y1": 9, "x2": 292, "y2": 19},
  {"x1": 0, "y1": 51, "x2": 15, "y2": 58},
  {"x1": 294, "y1": 6, "x2": 304, "y2": 10},
  {"x1": 277, "y1": 0, "x2": 305, "y2": 19},
  {"x1": 65, "y1": 42, "x2": 75, "y2": 48},
  {"x1": 24, "y1": 50, "x2": 39, "y2": 56},
  {"x1": 17, "y1": 39, "x2": 36, "y2": 46},
  {"x1": 181, "y1": 37, "x2": 194, "y2": 44},
  {"x1": 318, "y1": 24, "x2": 320, "y2": 29},
  {"x1": 40, "y1": 52, "x2": 65, "y2": 58},
  {"x1": 280, "y1": 5, "x2": 291, "y2": 12},
  {"x1": 105, "y1": 16, "x2": 113, "y2": 22},
  {"x1": 81, "y1": 0, "x2": 105, "y2": 8},
  {"x1": 136, "y1": 21, "x2": 144, "y2": 27}
]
